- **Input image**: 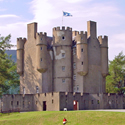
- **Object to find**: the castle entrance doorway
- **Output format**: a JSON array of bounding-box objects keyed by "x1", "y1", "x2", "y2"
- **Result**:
[
  {"x1": 73, "y1": 100, "x2": 79, "y2": 110},
  {"x1": 43, "y1": 101, "x2": 46, "y2": 111}
]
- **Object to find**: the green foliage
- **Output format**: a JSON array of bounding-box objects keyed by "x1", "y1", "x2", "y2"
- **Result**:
[
  {"x1": 0, "y1": 34, "x2": 19, "y2": 95},
  {"x1": 106, "y1": 52, "x2": 125, "y2": 94}
]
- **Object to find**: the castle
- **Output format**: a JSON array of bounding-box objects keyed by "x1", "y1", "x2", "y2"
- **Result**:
[
  {"x1": 1, "y1": 21, "x2": 125, "y2": 112},
  {"x1": 17, "y1": 20, "x2": 108, "y2": 94}
]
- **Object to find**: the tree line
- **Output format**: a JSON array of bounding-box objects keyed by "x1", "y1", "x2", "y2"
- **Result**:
[
  {"x1": 0, "y1": 34, "x2": 19, "y2": 96},
  {"x1": 0, "y1": 34, "x2": 125, "y2": 95}
]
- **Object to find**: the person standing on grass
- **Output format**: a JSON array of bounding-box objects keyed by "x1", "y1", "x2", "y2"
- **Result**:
[{"x1": 63, "y1": 117, "x2": 67, "y2": 124}]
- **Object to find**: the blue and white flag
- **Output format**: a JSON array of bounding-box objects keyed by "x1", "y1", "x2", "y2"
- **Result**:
[{"x1": 63, "y1": 11, "x2": 72, "y2": 17}]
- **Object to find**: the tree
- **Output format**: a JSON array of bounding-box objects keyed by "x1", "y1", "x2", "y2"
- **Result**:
[
  {"x1": 0, "y1": 34, "x2": 19, "y2": 95},
  {"x1": 106, "y1": 52, "x2": 125, "y2": 94}
]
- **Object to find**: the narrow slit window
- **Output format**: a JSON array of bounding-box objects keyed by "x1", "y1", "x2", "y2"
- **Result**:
[
  {"x1": 62, "y1": 66, "x2": 65, "y2": 71},
  {"x1": 17, "y1": 101, "x2": 19, "y2": 106},
  {"x1": 73, "y1": 75, "x2": 76, "y2": 81},
  {"x1": 91, "y1": 100, "x2": 94, "y2": 104},
  {"x1": 62, "y1": 79, "x2": 65, "y2": 83},
  {"x1": 11, "y1": 101, "x2": 13, "y2": 106},
  {"x1": 52, "y1": 100, "x2": 54, "y2": 103},
  {"x1": 36, "y1": 86, "x2": 39, "y2": 93},
  {"x1": 81, "y1": 62, "x2": 83, "y2": 65},
  {"x1": 73, "y1": 63, "x2": 76, "y2": 69},
  {"x1": 62, "y1": 53, "x2": 65, "y2": 58},
  {"x1": 77, "y1": 85, "x2": 79, "y2": 91},
  {"x1": 97, "y1": 100, "x2": 99, "y2": 104},
  {"x1": 73, "y1": 49, "x2": 76, "y2": 55},
  {"x1": 41, "y1": 58, "x2": 42, "y2": 62},
  {"x1": 81, "y1": 48, "x2": 83, "y2": 52},
  {"x1": 41, "y1": 47, "x2": 42, "y2": 50}
]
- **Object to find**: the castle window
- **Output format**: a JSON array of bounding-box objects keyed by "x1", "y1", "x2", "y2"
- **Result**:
[
  {"x1": 52, "y1": 99, "x2": 54, "y2": 104},
  {"x1": 91, "y1": 100, "x2": 94, "y2": 104},
  {"x1": 11, "y1": 101, "x2": 13, "y2": 106},
  {"x1": 41, "y1": 38, "x2": 42, "y2": 41},
  {"x1": 23, "y1": 87, "x2": 25, "y2": 94},
  {"x1": 62, "y1": 66, "x2": 65, "y2": 71},
  {"x1": 17, "y1": 101, "x2": 19, "y2": 106},
  {"x1": 41, "y1": 47, "x2": 42, "y2": 50},
  {"x1": 41, "y1": 58, "x2": 42, "y2": 62},
  {"x1": 62, "y1": 53, "x2": 65, "y2": 58},
  {"x1": 81, "y1": 37, "x2": 83, "y2": 40},
  {"x1": 62, "y1": 79, "x2": 65, "y2": 83},
  {"x1": 73, "y1": 63, "x2": 76, "y2": 69},
  {"x1": 76, "y1": 85, "x2": 79, "y2": 91},
  {"x1": 97, "y1": 100, "x2": 99, "y2": 104},
  {"x1": 81, "y1": 48, "x2": 83, "y2": 52},
  {"x1": 62, "y1": 36, "x2": 65, "y2": 40},
  {"x1": 36, "y1": 86, "x2": 39, "y2": 93},
  {"x1": 81, "y1": 62, "x2": 83, "y2": 65},
  {"x1": 73, "y1": 48, "x2": 76, "y2": 55},
  {"x1": 73, "y1": 75, "x2": 76, "y2": 80}
]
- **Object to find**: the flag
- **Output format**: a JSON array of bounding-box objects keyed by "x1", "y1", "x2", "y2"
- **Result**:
[{"x1": 63, "y1": 11, "x2": 72, "y2": 17}]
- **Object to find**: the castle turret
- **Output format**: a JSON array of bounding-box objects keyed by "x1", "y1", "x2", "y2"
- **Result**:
[
  {"x1": 76, "y1": 31, "x2": 88, "y2": 76},
  {"x1": 36, "y1": 32, "x2": 48, "y2": 73},
  {"x1": 17, "y1": 38, "x2": 26, "y2": 75},
  {"x1": 98, "y1": 36, "x2": 108, "y2": 77},
  {"x1": 53, "y1": 26, "x2": 72, "y2": 92}
]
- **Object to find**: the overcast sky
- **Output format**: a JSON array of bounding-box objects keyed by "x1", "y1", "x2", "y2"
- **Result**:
[{"x1": 0, "y1": 0, "x2": 125, "y2": 60}]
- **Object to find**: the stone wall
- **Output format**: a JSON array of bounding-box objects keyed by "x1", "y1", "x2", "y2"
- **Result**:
[
  {"x1": 1, "y1": 92, "x2": 125, "y2": 112},
  {"x1": 1, "y1": 92, "x2": 60, "y2": 112},
  {"x1": 59, "y1": 92, "x2": 125, "y2": 111}
]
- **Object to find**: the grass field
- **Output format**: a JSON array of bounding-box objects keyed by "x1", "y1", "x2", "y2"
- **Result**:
[{"x1": 0, "y1": 111, "x2": 125, "y2": 125}]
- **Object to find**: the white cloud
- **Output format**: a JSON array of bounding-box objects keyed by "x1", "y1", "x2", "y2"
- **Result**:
[
  {"x1": 63, "y1": 0, "x2": 92, "y2": 3},
  {"x1": 0, "y1": 0, "x2": 124, "y2": 60},
  {"x1": 0, "y1": 14, "x2": 19, "y2": 18}
]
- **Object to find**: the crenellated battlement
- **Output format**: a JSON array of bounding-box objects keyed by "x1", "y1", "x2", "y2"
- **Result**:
[
  {"x1": 36, "y1": 32, "x2": 47, "y2": 37},
  {"x1": 76, "y1": 31, "x2": 87, "y2": 35},
  {"x1": 17, "y1": 37, "x2": 26, "y2": 42},
  {"x1": 53, "y1": 26, "x2": 72, "y2": 32},
  {"x1": 17, "y1": 37, "x2": 26, "y2": 50},
  {"x1": 36, "y1": 32, "x2": 47, "y2": 46},
  {"x1": 98, "y1": 35, "x2": 108, "y2": 47},
  {"x1": 76, "y1": 31, "x2": 87, "y2": 44}
]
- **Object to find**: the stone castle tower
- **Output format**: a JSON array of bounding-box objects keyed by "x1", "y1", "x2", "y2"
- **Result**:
[{"x1": 17, "y1": 21, "x2": 108, "y2": 94}]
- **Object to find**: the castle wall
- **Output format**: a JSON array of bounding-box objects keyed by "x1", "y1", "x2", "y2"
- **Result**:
[
  {"x1": 53, "y1": 27, "x2": 73, "y2": 92},
  {"x1": 1, "y1": 92, "x2": 125, "y2": 112},
  {"x1": 59, "y1": 92, "x2": 125, "y2": 111},
  {"x1": 1, "y1": 94, "x2": 34, "y2": 112},
  {"x1": 83, "y1": 21, "x2": 105, "y2": 93},
  {"x1": 19, "y1": 23, "x2": 52, "y2": 94},
  {"x1": 1, "y1": 93, "x2": 60, "y2": 112}
]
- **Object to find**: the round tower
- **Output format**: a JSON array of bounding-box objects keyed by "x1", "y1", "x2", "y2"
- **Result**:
[
  {"x1": 98, "y1": 36, "x2": 108, "y2": 77},
  {"x1": 76, "y1": 31, "x2": 88, "y2": 76},
  {"x1": 53, "y1": 26, "x2": 72, "y2": 92},
  {"x1": 17, "y1": 38, "x2": 26, "y2": 75},
  {"x1": 36, "y1": 32, "x2": 47, "y2": 73}
]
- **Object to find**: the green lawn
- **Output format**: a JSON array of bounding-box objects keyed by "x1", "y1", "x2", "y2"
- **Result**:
[{"x1": 0, "y1": 111, "x2": 125, "y2": 125}]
